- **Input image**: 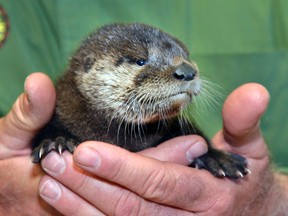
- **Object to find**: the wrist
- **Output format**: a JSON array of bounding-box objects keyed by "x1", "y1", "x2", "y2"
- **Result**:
[
  {"x1": 257, "y1": 169, "x2": 288, "y2": 215},
  {"x1": 240, "y1": 166, "x2": 288, "y2": 216},
  {"x1": 267, "y1": 172, "x2": 288, "y2": 214}
]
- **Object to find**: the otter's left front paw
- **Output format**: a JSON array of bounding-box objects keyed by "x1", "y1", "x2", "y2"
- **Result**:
[
  {"x1": 191, "y1": 148, "x2": 250, "y2": 179},
  {"x1": 31, "y1": 137, "x2": 79, "y2": 163}
]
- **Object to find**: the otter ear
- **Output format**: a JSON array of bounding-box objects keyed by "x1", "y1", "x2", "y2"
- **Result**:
[{"x1": 83, "y1": 54, "x2": 96, "y2": 72}]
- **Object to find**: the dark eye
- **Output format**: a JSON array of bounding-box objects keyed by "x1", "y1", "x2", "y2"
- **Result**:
[{"x1": 136, "y1": 59, "x2": 147, "y2": 66}]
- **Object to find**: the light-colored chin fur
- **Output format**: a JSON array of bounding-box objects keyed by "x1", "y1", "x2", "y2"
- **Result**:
[
  {"x1": 132, "y1": 78, "x2": 201, "y2": 124},
  {"x1": 140, "y1": 92, "x2": 192, "y2": 123},
  {"x1": 76, "y1": 58, "x2": 202, "y2": 125}
]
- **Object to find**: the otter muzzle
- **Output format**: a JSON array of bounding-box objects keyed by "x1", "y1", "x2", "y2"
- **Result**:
[{"x1": 173, "y1": 61, "x2": 198, "y2": 81}]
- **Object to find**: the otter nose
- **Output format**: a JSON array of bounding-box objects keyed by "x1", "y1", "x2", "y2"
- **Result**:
[{"x1": 173, "y1": 62, "x2": 197, "y2": 81}]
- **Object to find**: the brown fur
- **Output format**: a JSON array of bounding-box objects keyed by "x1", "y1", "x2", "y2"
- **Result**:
[{"x1": 32, "y1": 23, "x2": 248, "y2": 179}]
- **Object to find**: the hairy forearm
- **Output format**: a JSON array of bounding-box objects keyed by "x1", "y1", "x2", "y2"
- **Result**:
[
  {"x1": 239, "y1": 166, "x2": 288, "y2": 216},
  {"x1": 266, "y1": 172, "x2": 288, "y2": 215},
  {"x1": 257, "y1": 170, "x2": 288, "y2": 216}
]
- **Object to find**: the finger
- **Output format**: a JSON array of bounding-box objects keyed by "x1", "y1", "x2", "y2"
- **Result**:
[
  {"x1": 139, "y1": 135, "x2": 208, "y2": 165},
  {"x1": 41, "y1": 151, "x2": 200, "y2": 214},
  {"x1": 0, "y1": 73, "x2": 55, "y2": 157},
  {"x1": 213, "y1": 83, "x2": 273, "y2": 206},
  {"x1": 214, "y1": 83, "x2": 270, "y2": 158},
  {"x1": 39, "y1": 176, "x2": 105, "y2": 216},
  {"x1": 0, "y1": 156, "x2": 60, "y2": 215},
  {"x1": 72, "y1": 142, "x2": 224, "y2": 212}
]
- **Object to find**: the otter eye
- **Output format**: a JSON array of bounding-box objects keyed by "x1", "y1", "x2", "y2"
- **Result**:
[{"x1": 136, "y1": 59, "x2": 147, "y2": 66}]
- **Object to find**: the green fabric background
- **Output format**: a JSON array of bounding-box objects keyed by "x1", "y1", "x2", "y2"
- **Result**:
[{"x1": 0, "y1": 0, "x2": 287, "y2": 169}]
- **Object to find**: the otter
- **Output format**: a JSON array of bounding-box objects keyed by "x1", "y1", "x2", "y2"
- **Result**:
[{"x1": 31, "y1": 23, "x2": 249, "y2": 179}]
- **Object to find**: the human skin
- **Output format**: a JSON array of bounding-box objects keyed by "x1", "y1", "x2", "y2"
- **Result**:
[
  {"x1": 0, "y1": 73, "x2": 60, "y2": 215},
  {"x1": 39, "y1": 81, "x2": 288, "y2": 215},
  {"x1": 0, "y1": 73, "x2": 207, "y2": 215},
  {"x1": 0, "y1": 73, "x2": 287, "y2": 215}
]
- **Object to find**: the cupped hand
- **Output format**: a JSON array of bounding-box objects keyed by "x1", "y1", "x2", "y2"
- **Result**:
[
  {"x1": 0, "y1": 73, "x2": 55, "y2": 158},
  {"x1": 38, "y1": 83, "x2": 283, "y2": 215},
  {"x1": 0, "y1": 73, "x2": 60, "y2": 215}
]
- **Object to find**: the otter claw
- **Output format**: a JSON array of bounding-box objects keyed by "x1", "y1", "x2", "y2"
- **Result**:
[
  {"x1": 218, "y1": 170, "x2": 226, "y2": 177},
  {"x1": 31, "y1": 137, "x2": 79, "y2": 163},
  {"x1": 191, "y1": 149, "x2": 248, "y2": 179},
  {"x1": 236, "y1": 171, "x2": 244, "y2": 178},
  {"x1": 58, "y1": 144, "x2": 63, "y2": 154},
  {"x1": 245, "y1": 168, "x2": 252, "y2": 175},
  {"x1": 39, "y1": 147, "x2": 45, "y2": 160}
]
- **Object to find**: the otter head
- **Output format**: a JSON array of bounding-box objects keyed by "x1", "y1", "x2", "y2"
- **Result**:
[{"x1": 73, "y1": 23, "x2": 201, "y2": 124}]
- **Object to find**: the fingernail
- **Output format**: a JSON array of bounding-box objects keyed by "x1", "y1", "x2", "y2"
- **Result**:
[
  {"x1": 40, "y1": 179, "x2": 61, "y2": 201},
  {"x1": 74, "y1": 147, "x2": 101, "y2": 170},
  {"x1": 186, "y1": 142, "x2": 207, "y2": 163},
  {"x1": 42, "y1": 152, "x2": 66, "y2": 176}
]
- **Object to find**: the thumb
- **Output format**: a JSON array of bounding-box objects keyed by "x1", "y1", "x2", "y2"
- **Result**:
[
  {"x1": 0, "y1": 73, "x2": 56, "y2": 158},
  {"x1": 213, "y1": 83, "x2": 270, "y2": 158}
]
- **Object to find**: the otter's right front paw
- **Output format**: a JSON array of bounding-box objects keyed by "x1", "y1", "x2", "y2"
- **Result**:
[{"x1": 31, "y1": 137, "x2": 79, "y2": 163}]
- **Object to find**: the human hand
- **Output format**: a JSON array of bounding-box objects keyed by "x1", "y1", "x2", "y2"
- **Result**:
[
  {"x1": 0, "y1": 73, "x2": 61, "y2": 215},
  {"x1": 39, "y1": 83, "x2": 288, "y2": 215},
  {"x1": 39, "y1": 135, "x2": 208, "y2": 215}
]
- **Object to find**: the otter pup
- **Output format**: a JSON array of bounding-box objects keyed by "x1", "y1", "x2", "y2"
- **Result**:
[{"x1": 32, "y1": 23, "x2": 249, "y2": 179}]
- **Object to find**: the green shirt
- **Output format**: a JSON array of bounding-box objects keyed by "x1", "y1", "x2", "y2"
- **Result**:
[{"x1": 0, "y1": 0, "x2": 288, "y2": 170}]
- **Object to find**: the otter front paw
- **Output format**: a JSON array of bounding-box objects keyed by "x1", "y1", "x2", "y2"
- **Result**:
[
  {"x1": 31, "y1": 137, "x2": 79, "y2": 163},
  {"x1": 191, "y1": 148, "x2": 250, "y2": 179}
]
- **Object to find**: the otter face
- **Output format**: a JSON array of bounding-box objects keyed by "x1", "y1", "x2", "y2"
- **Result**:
[{"x1": 74, "y1": 23, "x2": 201, "y2": 124}]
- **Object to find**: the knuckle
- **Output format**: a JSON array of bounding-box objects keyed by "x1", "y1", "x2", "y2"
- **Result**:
[
  {"x1": 113, "y1": 188, "x2": 142, "y2": 216},
  {"x1": 106, "y1": 155, "x2": 127, "y2": 181},
  {"x1": 139, "y1": 164, "x2": 205, "y2": 205},
  {"x1": 140, "y1": 164, "x2": 175, "y2": 202},
  {"x1": 171, "y1": 173, "x2": 204, "y2": 207},
  {"x1": 211, "y1": 195, "x2": 235, "y2": 214},
  {"x1": 10, "y1": 96, "x2": 32, "y2": 130},
  {"x1": 112, "y1": 188, "x2": 173, "y2": 216},
  {"x1": 71, "y1": 172, "x2": 92, "y2": 193},
  {"x1": 63, "y1": 200, "x2": 99, "y2": 216},
  {"x1": 140, "y1": 165, "x2": 209, "y2": 210},
  {"x1": 64, "y1": 202, "x2": 83, "y2": 216}
]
